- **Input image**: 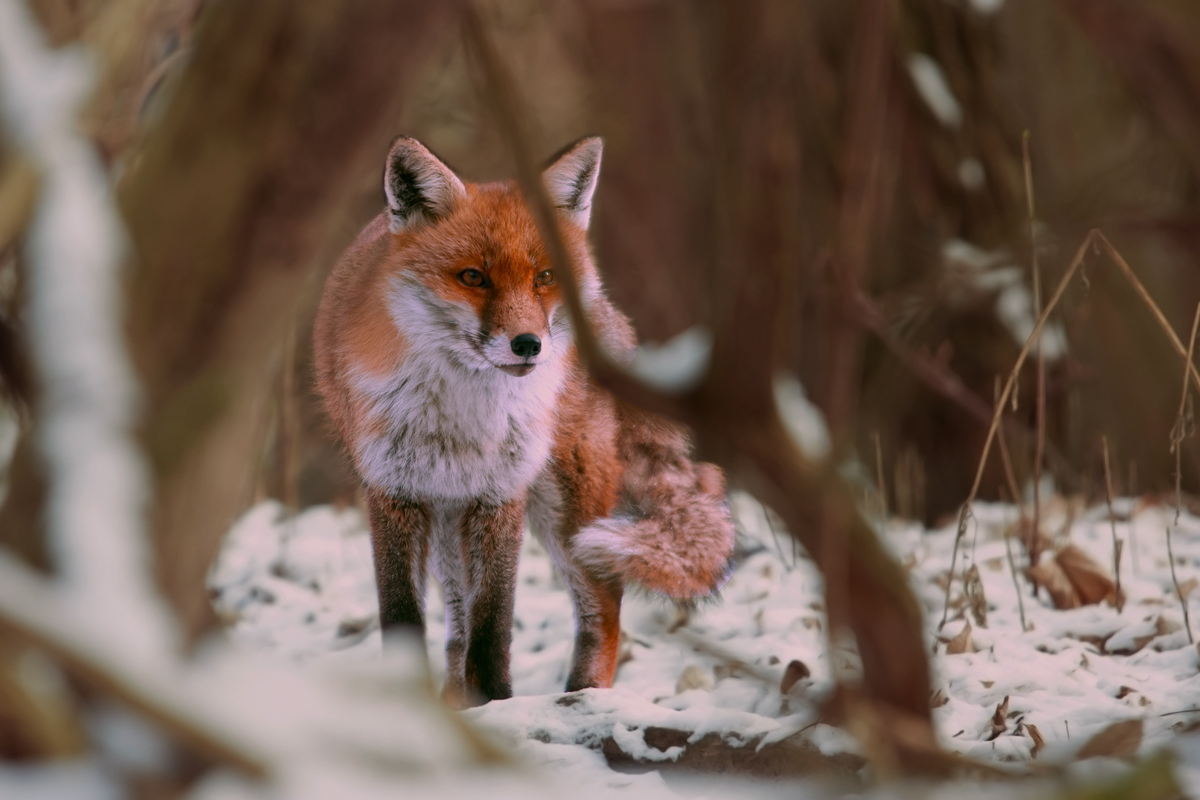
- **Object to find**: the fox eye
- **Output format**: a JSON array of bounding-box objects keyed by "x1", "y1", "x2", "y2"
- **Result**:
[
  {"x1": 535, "y1": 269, "x2": 555, "y2": 287},
  {"x1": 458, "y1": 269, "x2": 485, "y2": 287}
]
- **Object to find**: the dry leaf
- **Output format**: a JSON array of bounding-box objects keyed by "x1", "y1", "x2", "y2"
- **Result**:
[
  {"x1": 780, "y1": 659, "x2": 810, "y2": 695},
  {"x1": 1056, "y1": 544, "x2": 1117, "y2": 606},
  {"x1": 1178, "y1": 577, "x2": 1198, "y2": 601},
  {"x1": 987, "y1": 695, "x2": 1010, "y2": 741},
  {"x1": 964, "y1": 563, "x2": 988, "y2": 628},
  {"x1": 930, "y1": 687, "x2": 949, "y2": 709},
  {"x1": 1076, "y1": 718, "x2": 1142, "y2": 760},
  {"x1": 1027, "y1": 723, "x2": 1045, "y2": 759},
  {"x1": 946, "y1": 621, "x2": 975, "y2": 655},
  {"x1": 1028, "y1": 559, "x2": 1081, "y2": 609},
  {"x1": 675, "y1": 665, "x2": 714, "y2": 694}
]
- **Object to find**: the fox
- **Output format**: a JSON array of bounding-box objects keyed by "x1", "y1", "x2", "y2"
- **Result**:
[{"x1": 312, "y1": 135, "x2": 734, "y2": 707}]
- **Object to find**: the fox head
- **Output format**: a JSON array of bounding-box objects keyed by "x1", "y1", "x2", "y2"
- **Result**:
[{"x1": 381, "y1": 136, "x2": 603, "y2": 378}]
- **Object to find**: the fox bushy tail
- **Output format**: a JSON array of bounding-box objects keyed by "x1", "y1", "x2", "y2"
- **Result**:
[{"x1": 573, "y1": 406, "x2": 735, "y2": 600}]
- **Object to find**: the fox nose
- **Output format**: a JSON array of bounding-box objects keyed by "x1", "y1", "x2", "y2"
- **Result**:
[{"x1": 510, "y1": 333, "x2": 542, "y2": 359}]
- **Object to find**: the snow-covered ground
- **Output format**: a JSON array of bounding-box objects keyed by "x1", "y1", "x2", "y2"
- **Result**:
[{"x1": 208, "y1": 490, "x2": 1200, "y2": 795}]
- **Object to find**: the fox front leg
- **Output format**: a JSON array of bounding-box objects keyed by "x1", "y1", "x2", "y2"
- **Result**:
[
  {"x1": 562, "y1": 568, "x2": 623, "y2": 691},
  {"x1": 456, "y1": 498, "x2": 524, "y2": 706},
  {"x1": 365, "y1": 489, "x2": 431, "y2": 641}
]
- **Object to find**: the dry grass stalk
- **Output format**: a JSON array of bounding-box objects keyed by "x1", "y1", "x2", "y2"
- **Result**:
[
  {"x1": 1168, "y1": 301, "x2": 1200, "y2": 644},
  {"x1": 874, "y1": 431, "x2": 887, "y2": 519},
  {"x1": 998, "y1": 486, "x2": 1029, "y2": 632},
  {"x1": 1102, "y1": 435, "x2": 1124, "y2": 613},
  {"x1": 938, "y1": 504, "x2": 973, "y2": 633},
  {"x1": 947, "y1": 229, "x2": 1200, "y2": 626},
  {"x1": 1130, "y1": 460, "x2": 1140, "y2": 575},
  {"x1": 994, "y1": 376, "x2": 1041, "y2": 603},
  {"x1": 1022, "y1": 132, "x2": 1048, "y2": 603}
]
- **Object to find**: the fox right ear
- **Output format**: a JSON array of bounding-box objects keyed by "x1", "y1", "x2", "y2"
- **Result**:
[{"x1": 384, "y1": 137, "x2": 466, "y2": 233}]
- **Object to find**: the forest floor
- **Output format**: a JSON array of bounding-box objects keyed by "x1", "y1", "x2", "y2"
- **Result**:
[{"x1": 207, "y1": 491, "x2": 1200, "y2": 797}]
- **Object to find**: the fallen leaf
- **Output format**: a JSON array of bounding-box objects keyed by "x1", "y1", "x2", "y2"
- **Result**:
[
  {"x1": 1027, "y1": 723, "x2": 1045, "y2": 759},
  {"x1": 675, "y1": 665, "x2": 714, "y2": 694},
  {"x1": 1056, "y1": 544, "x2": 1117, "y2": 606},
  {"x1": 987, "y1": 695, "x2": 1010, "y2": 741},
  {"x1": 1028, "y1": 558, "x2": 1081, "y2": 609},
  {"x1": 1077, "y1": 718, "x2": 1142, "y2": 760},
  {"x1": 946, "y1": 621, "x2": 975, "y2": 655},
  {"x1": 780, "y1": 660, "x2": 810, "y2": 694},
  {"x1": 930, "y1": 687, "x2": 949, "y2": 709},
  {"x1": 964, "y1": 563, "x2": 988, "y2": 628},
  {"x1": 1177, "y1": 577, "x2": 1197, "y2": 601}
]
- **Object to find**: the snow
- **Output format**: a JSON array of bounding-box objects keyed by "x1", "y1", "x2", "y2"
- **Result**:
[
  {"x1": 774, "y1": 373, "x2": 831, "y2": 461},
  {"x1": 198, "y1": 486, "x2": 1200, "y2": 794},
  {"x1": 957, "y1": 158, "x2": 986, "y2": 191},
  {"x1": 629, "y1": 325, "x2": 713, "y2": 392},
  {"x1": 907, "y1": 54, "x2": 962, "y2": 128}
]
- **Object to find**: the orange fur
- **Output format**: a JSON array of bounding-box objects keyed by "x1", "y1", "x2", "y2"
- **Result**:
[{"x1": 313, "y1": 137, "x2": 734, "y2": 704}]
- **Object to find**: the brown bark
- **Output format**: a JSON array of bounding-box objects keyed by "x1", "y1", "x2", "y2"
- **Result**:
[{"x1": 119, "y1": 0, "x2": 465, "y2": 642}]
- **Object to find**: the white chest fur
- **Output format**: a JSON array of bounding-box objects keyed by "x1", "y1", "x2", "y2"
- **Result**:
[{"x1": 348, "y1": 339, "x2": 565, "y2": 504}]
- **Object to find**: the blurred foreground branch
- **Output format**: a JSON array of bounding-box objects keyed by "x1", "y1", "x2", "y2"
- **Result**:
[
  {"x1": 0, "y1": 551, "x2": 269, "y2": 777},
  {"x1": 118, "y1": 0, "x2": 465, "y2": 641},
  {"x1": 465, "y1": 1, "x2": 940, "y2": 772}
]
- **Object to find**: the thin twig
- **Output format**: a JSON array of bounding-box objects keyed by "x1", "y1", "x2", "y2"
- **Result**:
[
  {"x1": 1101, "y1": 435, "x2": 1124, "y2": 613},
  {"x1": 964, "y1": 229, "x2": 1200, "y2": 526},
  {"x1": 1166, "y1": 527, "x2": 1192, "y2": 644},
  {"x1": 1023, "y1": 132, "x2": 1048, "y2": 594},
  {"x1": 994, "y1": 379, "x2": 1034, "y2": 624},
  {"x1": 1096, "y1": 232, "x2": 1200, "y2": 396},
  {"x1": 938, "y1": 504, "x2": 972, "y2": 633},
  {"x1": 1129, "y1": 460, "x2": 1140, "y2": 575},
  {"x1": 761, "y1": 499, "x2": 795, "y2": 571},
  {"x1": 999, "y1": 488, "x2": 1028, "y2": 632},
  {"x1": 1168, "y1": 302, "x2": 1200, "y2": 644},
  {"x1": 963, "y1": 233, "x2": 1094, "y2": 521},
  {"x1": 874, "y1": 431, "x2": 887, "y2": 519},
  {"x1": 1104, "y1": 438, "x2": 1123, "y2": 614}
]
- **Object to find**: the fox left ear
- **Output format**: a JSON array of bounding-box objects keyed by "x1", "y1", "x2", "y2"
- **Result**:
[{"x1": 542, "y1": 137, "x2": 602, "y2": 230}]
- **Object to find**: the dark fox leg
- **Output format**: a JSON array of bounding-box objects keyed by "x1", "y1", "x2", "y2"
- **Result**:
[
  {"x1": 365, "y1": 488, "x2": 430, "y2": 642},
  {"x1": 562, "y1": 567, "x2": 624, "y2": 691},
  {"x1": 459, "y1": 498, "x2": 524, "y2": 705},
  {"x1": 529, "y1": 475, "x2": 625, "y2": 691}
]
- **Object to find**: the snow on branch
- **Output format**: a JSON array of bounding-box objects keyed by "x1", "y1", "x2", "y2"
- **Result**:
[{"x1": 0, "y1": 0, "x2": 174, "y2": 661}]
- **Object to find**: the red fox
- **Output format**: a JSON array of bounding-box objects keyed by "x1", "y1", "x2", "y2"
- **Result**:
[{"x1": 313, "y1": 136, "x2": 734, "y2": 706}]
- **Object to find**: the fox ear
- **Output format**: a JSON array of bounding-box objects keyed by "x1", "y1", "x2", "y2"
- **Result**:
[
  {"x1": 384, "y1": 137, "x2": 466, "y2": 232},
  {"x1": 542, "y1": 137, "x2": 602, "y2": 230}
]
